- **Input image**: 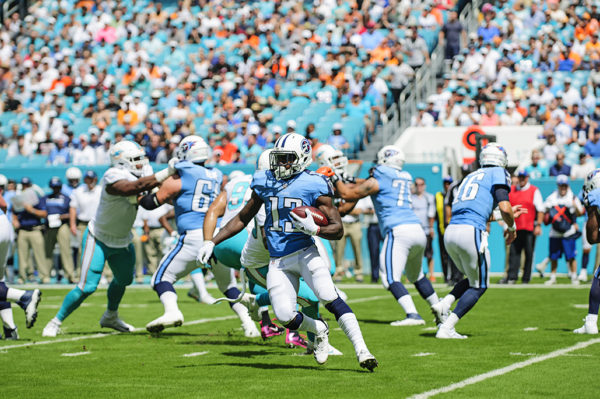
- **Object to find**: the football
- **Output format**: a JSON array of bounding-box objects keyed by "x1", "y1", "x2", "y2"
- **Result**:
[{"x1": 291, "y1": 206, "x2": 329, "y2": 226}]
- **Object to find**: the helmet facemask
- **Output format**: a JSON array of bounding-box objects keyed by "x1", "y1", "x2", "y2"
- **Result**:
[{"x1": 270, "y1": 150, "x2": 300, "y2": 179}]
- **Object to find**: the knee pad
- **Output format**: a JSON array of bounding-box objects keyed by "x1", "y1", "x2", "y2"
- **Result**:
[{"x1": 324, "y1": 297, "x2": 353, "y2": 321}]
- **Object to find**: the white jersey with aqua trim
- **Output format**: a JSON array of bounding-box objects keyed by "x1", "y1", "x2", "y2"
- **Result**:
[
  {"x1": 221, "y1": 174, "x2": 254, "y2": 228},
  {"x1": 240, "y1": 206, "x2": 269, "y2": 269},
  {"x1": 88, "y1": 166, "x2": 150, "y2": 248}
]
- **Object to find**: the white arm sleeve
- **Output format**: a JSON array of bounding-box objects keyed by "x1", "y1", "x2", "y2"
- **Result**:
[{"x1": 533, "y1": 188, "x2": 544, "y2": 212}]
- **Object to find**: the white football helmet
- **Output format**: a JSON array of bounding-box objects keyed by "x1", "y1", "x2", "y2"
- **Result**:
[
  {"x1": 480, "y1": 143, "x2": 508, "y2": 168},
  {"x1": 377, "y1": 145, "x2": 405, "y2": 170},
  {"x1": 315, "y1": 144, "x2": 348, "y2": 174},
  {"x1": 229, "y1": 170, "x2": 246, "y2": 180},
  {"x1": 584, "y1": 168, "x2": 600, "y2": 193},
  {"x1": 270, "y1": 133, "x2": 312, "y2": 179},
  {"x1": 257, "y1": 149, "x2": 273, "y2": 171},
  {"x1": 176, "y1": 135, "x2": 210, "y2": 163},
  {"x1": 65, "y1": 167, "x2": 82, "y2": 181},
  {"x1": 110, "y1": 140, "x2": 148, "y2": 177}
]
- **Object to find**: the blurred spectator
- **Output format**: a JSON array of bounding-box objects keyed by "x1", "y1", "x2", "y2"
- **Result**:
[
  {"x1": 500, "y1": 102, "x2": 524, "y2": 125},
  {"x1": 411, "y1": 103, "x2": 435, "y2": 127},
  {"x1": 584, "y1": 129, "x2": 600, "y2": 157},
  {"x1": 140, "y1": 205, "x2": 171, "y2": 276},
  {"x1": 328, "y1": 123, "x2": 350, "y2": 151},
  {"x1": 480, "y1": 104, "x2": 500, "y2": 126},
  {"x1": 48, "y1": 138, "x2": 71, "y2": 165},
  {"x1": 156, "y1": 136, "x2": 180, "y2": 164},
  {"x1": 571, "y1": 153, "x2": 596, "y2": 180},
  {"x1": 525, "y1": 150, "x2": 549, "y2": 178},
  {"x1": 412, "y1": 177, "x2": 435, "y2": 281},
  {"x1": 440, "y1": 11, "x2": 466, "y2": 60},
  {"x1": 549, "y1": 152, "x2": 572, "y2": 177},
  {"x1": 542, "y1": 132, "x2": 560, "y2": 162},
  {"x1": 146, "y1": 135, "x2": 164, "y2": 163},
  {"x1": 404, "y1": 26, "x2": 430, "y2": 68},
  {"x1": 12, "y1": 178, "x2": 48, "y2": 283},
  {"x1": 72, "y1": 135, "x2": 97, "y2": 166},
  {"x1": 44, "y1": 177, "x2": 75, "y2": 283}
]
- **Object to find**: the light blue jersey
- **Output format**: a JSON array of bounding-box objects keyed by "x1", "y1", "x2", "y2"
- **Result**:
[
  {"x1": 251, "y1": 169, "x2": 333, "y2": 257},
  {"x1": 174, "y1": 160, "x2": 223, "y2": 234},
  {"x1": 370, "y1": 165, "x2": 420, "y2": 235},
  {"x1": 450, "y1": 166, "x2": 511, "y2": 231}
]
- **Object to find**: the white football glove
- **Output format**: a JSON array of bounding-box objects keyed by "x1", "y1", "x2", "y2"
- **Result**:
[
  {"x1": 154, "y1": 157, "x2": 180, "y2": 183},
  {"x1": 197, "y1": 240, "x2": 215, "y2": 265},
  {"x1": 162, "y1": 231, "x2": 179, "y2": 253},
  {"x1": 290, "y1": 211, "x2": 320, "y2": 236}
]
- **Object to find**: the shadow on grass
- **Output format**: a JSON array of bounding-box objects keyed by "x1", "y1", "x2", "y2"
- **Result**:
[
  {"x1": 204, "y1": 362, "x2": 367, "y2": 373},
  {"x1": 221, "y1": 349, "x2": 279, "y2": 358},
  {"x1": 357, "y1": 319, "x2": 395, "y2": 325}
]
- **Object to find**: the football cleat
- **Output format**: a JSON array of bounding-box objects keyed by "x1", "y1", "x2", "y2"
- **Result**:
[
  {"x1": 313, "y1": 320, "x2": 330, "y2": 365},
  {"x1": 573, "y1": 316, "x2": 599, "y2": 335},
  {"x1": 260, "y1": 320, "x2": 285, "y2": 340},
  {"x1": 431, "y1": 301, "x2": 451, "y2": 325},
  {"x1": 571, "y1": 277, "x2": 580, "y2": 286},
  {"x1": 17, "y1": 289, "x2": 42, "y2": 328},
  {"x1": 390, "y1": 313, "x2": 425, "y2": 326},
  {"x1": 436, "y1": 324, "x2": 468, "y2": 339},
  {"x1": 241, "y1": 319, "x2": 260, "y2": 338},
  {"x1": 100, "y1": 311, "x2": 135, "y2": 332},
  {"x1": 578, "y1": 269, "x2": 588, "y2": 283},
  {"x1": 146, "y1": 311, "x2": 184, "y2": 333},
  {"x1": 535, "y1": 262, "x2": 546, "y2": 278},
  {"x1": 357, "y1": 349, "x2": 378, "y2": 372},
  {"x1": 42, "y1": 318, "x2": 62, "y2": 337},
  {"x1": 544, "y1": 276, "x2": 556, "y2": 286},
  {"x1": 3, "y1": 326, "x2": 19, "y2": 340},
  {"x1": 285, "y1": 329, "x2": 307, "y2": 349}
]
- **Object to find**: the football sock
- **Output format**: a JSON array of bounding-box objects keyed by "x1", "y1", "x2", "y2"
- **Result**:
[
  {"x1": 224, "y1": 287, "x2": 241, "y2": 309},
  {"x1": 256, "y1": 292, "x2": 271, "y2": 307},
  {"x1": 6, "y1": 287, "x2": 26, "y2": 302},
  {"x1": 324, "y1": 297, "x2": 352, "y2": 320},
  {"x1": 231, "y1": 302, "x2": 249, "y2": 320},
  {"x1": 414, "y1": 277, "x2": 437, "y2": 304},
  {"x1": 260, "y1": 309, "x2": 272, "y2": 325},
  {"x1": 107, "y1": 280, "x2": 126, "y2": 311},
  {"x1": 299, "y1": 314, "x2": 327, "y2": 334},
  {"x1": 398, "y1": 295, "x2": 418, "y2": 315},
  {"x1": 302, "y1": 303, "x2": 319, "y2": 343},
  {"x1": 57, "y1": 287, "x2": 90, "y2": 321},
  {"x1": 442, "y1": 294, "x2": 456, "y2": 308},
  {"x1": 338, "y1": 313, "x2": 368, "y2": 354},
  {"x1": 582, "y1": 253, "x2": 590, "y2": 271},
  {"x1": 0, "y1": 303, "x2": 16, "y2": 329},
  {"x1": 452, "y1": 287, "x2": 487, "y2": 318},
  {"x1": 159, "y1": 291, "x2": 179, "y2": 313},
  {"x1": 388, "y1": 281, "x2": 409, "y2": 300},
  {"x1": 444, "y1": 312, "x2": 459, "y2": 329},
  {"x1": 191, "y1": 270, "x2": 211, "y2": 301},
  {"x1": 449, "y1": 278, "x2": 470, "y2": 299},
  {"x1": 589, "y1": 278, "x2": 600, "y2": 315}
]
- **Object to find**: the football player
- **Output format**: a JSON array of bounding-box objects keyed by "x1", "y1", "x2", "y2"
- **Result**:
[
  {"x1": 0, "y1": 191, "x2": 41, "y2": 339},
  {"x1": 43, "y1": 140, "x2": 178, "y2": 337},
  {"x1": 432, "y1": 143, "x2": 517, "y2": 338},
  {"x1": 574, "y1": 169, "x2": 600, "y2": 334},
  {"x1": 197, "y1": 133, "x2": 377, "y2": 370},
  {"x1": 329, "y1": 145, "x2": 441, "y2": 326},
  {"x1": 138, "y1": 136, "x2": 258, "y2": 337}
]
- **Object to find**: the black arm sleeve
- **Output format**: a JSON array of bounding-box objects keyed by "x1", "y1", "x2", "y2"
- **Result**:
[
  {"x1": 139, "y1": 193, "x2": 161, "y2": 210},
  {"x1": 492, "y1": 185, "x2": 510, "y2": 203}
]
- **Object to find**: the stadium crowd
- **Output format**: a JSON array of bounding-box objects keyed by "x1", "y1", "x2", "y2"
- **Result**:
[{"x1": 0, "y1": 0, "x2": 455, "y2": 168}]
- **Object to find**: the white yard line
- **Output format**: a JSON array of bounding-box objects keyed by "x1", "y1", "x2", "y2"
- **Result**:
[
  {"x1": 61, "y1": 351, "x2": 91, "y2": 357},
  {"x1": 408, "y1": 338, "x2": 600, "y2": 399},
  {"x1": 182, "y1": 351, "x2": 209, "y2": 357}
]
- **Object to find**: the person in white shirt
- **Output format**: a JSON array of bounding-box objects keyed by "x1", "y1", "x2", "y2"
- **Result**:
[
  {"x1": 541, "y1": 175, "x2": 584, "y2": 286},
  {"x1": 410, "y1": 103, "x2": 435, "y2": 127},
  {"x1": 500, "y1": 102, "x2": 524, "y2": 125},
  {"x1": 72, "y1": 134, "x2": 97, "y2": 166},
  {"x1": 43, "y1": 141, "x2": 177, "y2": 337},
  {"x1": 571, "y1": 153, "x2": 596, "y2": 180},
  {"x1": 140, "y1": 204, "x2": 172, "y2": 276},
  {"x1": 561, "y1": 79, "x2": 581, "y2": 108}
]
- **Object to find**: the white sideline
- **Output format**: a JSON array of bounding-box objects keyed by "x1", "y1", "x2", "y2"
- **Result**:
[
  {"x1": 407, "y1": 338, "x2": 600, "y2": 399},
  {"x1": 61, "y1": 351, "x2": 91, "y2": 357},
  {"x1": 0, "y1": 294, "x2": 389, "y2": 352}
]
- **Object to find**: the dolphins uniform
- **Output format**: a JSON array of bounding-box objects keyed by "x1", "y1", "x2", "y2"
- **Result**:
[
  {"x1": 152, "y1": 161, "x2": 223, "y2": 286},
  {"x1": 370, "y1": 165, "x2": 427, "y2": 286},
  {"x1": 445, "y1": 166, "x2": 511, "y2": 288}
]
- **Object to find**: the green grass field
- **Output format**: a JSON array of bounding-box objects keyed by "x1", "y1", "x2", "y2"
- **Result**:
[{"x1": 1, "y1": 281, "x2": 598, "y2": 399}]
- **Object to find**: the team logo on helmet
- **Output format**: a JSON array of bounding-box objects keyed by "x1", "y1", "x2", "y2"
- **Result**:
[
  {"x1": 301, "y1": 138, "x2": 311, "y2": 154},
  {"x1": 384, "y1": 149, "x2": 398, "y2": 157}
]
